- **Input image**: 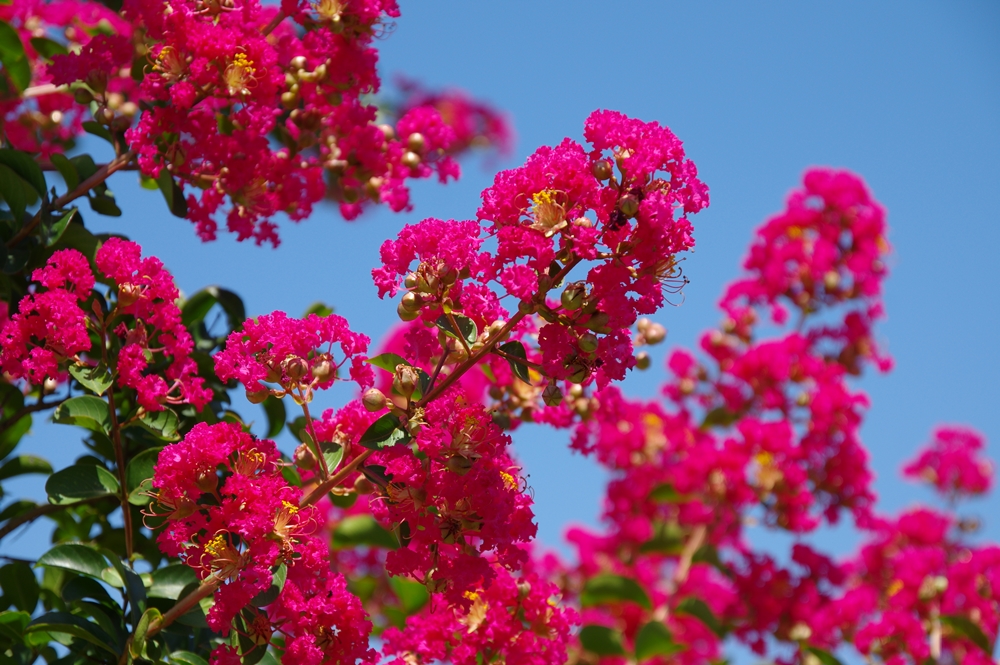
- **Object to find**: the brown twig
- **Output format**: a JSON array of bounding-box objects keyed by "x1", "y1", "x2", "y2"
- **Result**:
[
  {"x1": 0, "y1": 495, "x2": 111, "y2": 541},
  {"x1": 146, "y1": 576, "x2": 222, "y2": 638},
  {"x1": 300, "y1": 449, "x2": 374, "y2": 508}
]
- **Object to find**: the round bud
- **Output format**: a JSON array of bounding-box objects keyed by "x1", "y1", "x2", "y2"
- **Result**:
[
  {"x1": 592, "y1": 159, "x2": 613, "y2": 181},
  {"x1": 282, "y1": 355, "x2": 309, "y2": 382},
  {"x1": 518, "y1": 300, "x2": 536, "y2": 315},
  {"x1": 401, "y1": 151, "x2": 421, "y2": 169},
  {"x1": 635, "y1": 351, "x2": 651, "y2": 370},
  {"x1": 393, "y1": 365, "x2": 419, "y2": 400},
  {"x1": 378, "y1": 124, "x2": 396, "y2": 141},
  {"x1": 365, "y1": 176, "x2": 384, "y2": 200},
  {"x1": 313, "y1": 63, "x2": 327, "y2": 80},
  {"x1": 311, "y1": 359, "x2": 334, "y2": 383},
  {"x1": 246, "y1": 386, "x2": 270, "y2": 404},
  {"x1": 397, "y1": 301, "x2": 420, "y2": 321},
  {"x1": 643, "y1": 322, "x2": 667, "y2": 345},
  {"x1": 566, "y1": 363, "x2": 589, "y2": 384},
  {"x1": 43, "y1": 376, "x2": 58, "y2": 395},
  {"x1": 406, "y1": 132, "x2": 427, "y2": 154},
  {"x1": 578, "y1": 332, "x2": 599, "y2": 354},
  {"x1": 401, "y1": 292, "x2": 422, "y2": 312},
  {"x1": 517, "y1": 581, "x2": 532, "y2": 599},
  {"x1": 293, "y1": 442, "x2": 317, "y2": 471},
  {"x1": 488, "y1": 319, "x2": 506, "y2": 339},
  {"x1": 441, "y1": 267, "x2": 459, "y2": 285},
  {"x1": 196, "y1": 469, "x2": 218, "y2": 493},
  {"x1": 823, "y1": 270, "x2": 840, "y2": 290},
  {"x1": 341, "y1": 186, "x2": 360, "y2": 204},
  {"x1": 446, "y1": 456, "x2": 474, "y2": 475},
  {"x1": 362, "y1": 388, "x2": 387, "y2": 412},
  {"x1": 586, "y1": 311, "x2": 610, "y2": 333},
  {"x1": 289, "y1": 55, "x2": 308, "y2": 71},
  {"x1": 280, "y1": 91, "x2": 298, "y2": 108},
  {"x1": 117, "y1": 282, "x2": 142, "y2": 308},
  {"x1": 74, "y1": 88, "x2": 94, "y2": 105},
  {"x1": 353, "y1": 474, "x2": 374, "y2": 495},
  {"x1": 96, "y1": 106, "x2": 115, "y2": 125},
  {"x1": 404, "y1": 272, "x2": 419, "y2": 289},
  {"x1": 561, "y1": 283, "x2": 586, "y2": 311},
  {"x1": 619, "y1": 193, "x2": 640, "y2": 218}
]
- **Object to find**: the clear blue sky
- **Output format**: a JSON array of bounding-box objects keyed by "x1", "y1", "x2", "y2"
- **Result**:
[{"x1": 6, "y1": 0, "x2": 999, "y2": 637}]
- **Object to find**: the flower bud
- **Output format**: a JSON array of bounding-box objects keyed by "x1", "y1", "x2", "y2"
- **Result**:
[
  {"x1": 393, "y1": 365, "x2": 419, "y2": 400},
  {"x1": 293, "y1": 442, "x2": 317, "y2": 471},
  {"x1": 542, "y1": 383, "x2": 563, "y2": 407},
  {"x1": 578, "y1": 332, "x2": 599, "y2": 354},
  {"x1": 401, "y1": 151, "x2": 421, "y2": 169},
  {"x1": 635, "y1": 351, "x2": 651, "y2": 370},
  {"x1": 43, "y1": 377, "x2": 58, "y2": 395},
  {"x1": 488, "y1": 319, "x2": 506, "y2": 340},
  {"x1": 619, "y1": 193, "x2": 640, "y2": 218},
  {"x1": 281, "y1": 355, "x2": 309, "y2": 382},
  {"x1": 592, "y1": 159, "x2": 613, "y2": 181},
  {"x1": 353, "y1": 474, "x2": 373, "y2": 494},
  {"x1": 406, "y1": 132, "x2": 426, "y2": 154},
  {"x1": 566, "y1": 363, "x2": 589, "y2": 384},
  {"x1": 560, "y1": 283, "x2": 586, "y2": 311},
  {"x1": 378, "y1": 124, "x2": 396, "y2": 141},
  {"x1": 643, "y1": 322, "x2": 667, "y2": 345},
  {"x1": 397, "y1": 301, "x2": 420, "y2": 321},
  {"x1": 823, "y1": 270, "x2": 840, "y2": 290},
  {"x1": 403, "y1": 272, "x2": 419, "y2": 289},
  {"x1": 446, "y1": 456, "x2": 474, "y2": 475},
  {"x1": 518, "y1": 300, "x2": 536, "y2": 315},
  {"x1": 117, "y1": 283, "x2": 142, "y2": 308},
  {"x1": 290, "y1": 55, "x2": 308, "y2": 71},
  {"x1": 362, "y1": 388, "x2": 387, "y2": 412},
  {"x1": 74, "y1": 88, "x2": 94, "y2": 105},
  {"x1": 401, "y1": 292, "x2": 422, "y2": 312},
  {"x1": 196, "y1": 469, "x2": 218, "y2": 493},
  {"x1": 311, "y1": 359, "x2": 334, "y2": 383},
  {"x1": 586, "y1": 311, "x2": 610, "y2": 333},
  {"x1": 517, "y1": 581, "x2": 532, "y2": 599},
  {"x1": 246, "y1": 386, "x2": 270, "y2": 404}
]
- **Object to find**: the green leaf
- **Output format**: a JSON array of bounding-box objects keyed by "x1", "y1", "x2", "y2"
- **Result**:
[
  {"x1": 0, "y1": 610, "x2": 30, "y2": 642},
  {"x1": 435, "y1": 313, "x2": 478, "y2": 345},
  {"x1": 0, "y1": 148, "x2": 47, "y2": 197},
  {"x1": 320, "y1": 442, "x2": 344, "y2": 476},
  {"x1": 261, "y1": 395, "x2": 286, "y2": 439},
  {"x1": 28, "y1": 36, "x2": 67, "y2": 60},
  {"x1": 148, "y1": 564, "x2": 197, "y2": 600},
  {"x1": 0, "y1": 454, "x2": 52, "y2": 481},
  {"x1": 44, "y1": 207, "x2": 78, "y2": 247},
  {"x1": 81, "y1": 121, "x2": 114, "y2": 145},
  {"x1": 367, "y1": 353, "x2": 411, "y2": 374},
  {"x1": 580, "y1": 573, "x2": 651, "y2": 610},
  {"x1": 804, "y1": 647, "x2": 845, "y2": 665},
  {"x1": 169, "y1": 651, "x2": 210, "y2": 665},
  {"x1": 332, "y1": 515, "x2": 398, "y2": 550},
  {"x1": 675, "y1": 597, "x2": 725, "y2": 637},
  {"x1": 156, "y1": 169, "x2": 187, "y2": 217},
  {"x1": 0, "y1": 563, "x2": 39, "y2": 612},
  {"x1": 648, "y1": 483, "x2": 691, "y2": 503},
  {"x1": 36, "y1": 544, "x2": 110, "y2": 581},
  {"x1": 125, "y1": 447, "x2": 161, "y2": 499},
  {"x1": 389, "y1": 576, "x2": 428, "y2": 615},
  {"x1": 49, "y1": 153, "x2": 79, "y2": 191},
  {"x1": 25, "y1": 611, "x2": 119, "y2": 656},
  {"x1": 303, "y1": 301, "x2": 333, "y2": 317},
  {"x1": 129, "y1": 607, "x2": 160, "y2": 659},
  {"x1": 45, "y1": 464, "x2": 120, "y2": 504},
  {"x1": 69, "y1": 154, "x2": 98, "y2": 183},
  {"x1": 357, "y1": 413, "x2": 410, "y2": 450},
  {"x1": 67, "y1": 363, "x2": 113, "y2": 396},
  {"x1": 0, "y1": 385, "x2": 29, "y2": 459},
  {"x1": 88, "y1": 192, "x2": 122, "y2": 216},
  {"x1": 0, "y1": 21, "x2": 31, "y2": 91},
  {"x1": 579, "y1": 624, "x2": 625, "y2": 656},
  {"x1": 940, "y1": 613, "x2": 993, "y2": 656},
  {"x1": 0, "y1": 164, "x2": 31, "y2": 222},
  {"x1": 138, "y1": 408, "x2": 180, "y2": 441},
  {"x1": 54, "y1": 396, "x2": 111, "y2": 433},
  {"x1": 701, "y1": 406, "x2": 738, "y2": 430},
  {"x1": 639, "y1": 520, "x2": 685, "y2": 555},
  {"x1": 181, "y1": 286, "x2": 246, "y2": 332},
  {"x1": 635, "y1": 620, "x2": 684, "y2": 660},
  {"x1": 250, "y1": 564, "x2": 287, "y2": 607},
  {"x1": 497, "y1": 340, "x2": 531, "y2": 384},
  {"x1": 62, "y1": 576, "x2": 115, "y2": 606}
]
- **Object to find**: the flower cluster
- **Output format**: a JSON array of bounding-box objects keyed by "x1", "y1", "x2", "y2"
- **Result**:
[
  {"x1": 1, "y1": 239, "x2": 210, "y2": 411},
  {"x1": 150, "y1": 422, "x2": 376, "y2": 664},
  {"x1": 374, "y1": 110, "x2": 708, "y2": 399},
  {"x1": 214, "y1": 310, "x2": 373, "y2": 403},
  {"x1": 903, "y1": 425, "x2": 993, "y2": 498}
]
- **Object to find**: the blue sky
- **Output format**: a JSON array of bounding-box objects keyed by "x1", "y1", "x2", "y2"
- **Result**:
[{"x1": 5, "y1": 0, "x2": 999, "y2": 646}]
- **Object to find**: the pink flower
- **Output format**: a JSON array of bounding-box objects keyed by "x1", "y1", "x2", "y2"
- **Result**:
[{"x1": 903, "y1": 426, "x2": 993, "y2": 497}]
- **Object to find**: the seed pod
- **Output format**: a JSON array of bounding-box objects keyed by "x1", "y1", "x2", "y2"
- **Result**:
[
  {"x1": 446, "y1": 456, "x2": 474, "y2": 475},
  {"x1": 406, "y1": 132, "x2": 427, "y2": 154},
  {"x1": 362, "y1": 388, "x2": 387, "y2": 412},
  {"x1": 401, "y1": 292, "x2": 422, "y2": 312},
  {"x1": 196, "y1": 470, "x2": 218, "y2": 493},
  {"x1": 566, "y1": 363, "x2": 589, "y2": 384},
  {"x1": 578, "y1": 332, "x2": 599, "y2": 354},
  {"x1": 561, "y1": 282, "x2": 586, "y2": 311},
  {"x1": 619, "y1": 193, "x2": 640, "y2": 218},
  {"x1": 635, "y1": 351, "x2": 651, "y2": 370},
  {"x1": 542, "y1": 383, "x2": 563, "y2": 407},
  {"x1": 643, "y1": 322, "x2": 667, "y2": 345},
  {"x1": 311, "y1": 359, "x2": 334, "y2": 383},
  {"x1": 281, "y1": 355, "x2": 309, "y2": 382},
  {"x1": 586, "y1": 312, "x2": 610, "y2": 333},
  {"x1": 401, "y1": 151, "x2": 421, "y2": 169}
]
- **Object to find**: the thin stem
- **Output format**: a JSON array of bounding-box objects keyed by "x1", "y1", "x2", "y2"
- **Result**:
[
  {"x1": 0, "y1": 495, "x2": 111, "y2": 541},
  {"x1": 492, "y1": 347, "x2": 544, "y2": 372},
  {"x1": 6, "y1": 149, "x2": 137, "y2": 249},
  {"x1": 146, "y1": 576, "x2": 222, "y2": 638},
  {"x1": 424, "y1": 349, "x2": 449, "y2": 394},
  {"x1": 106, "y1": 387, "x2": 134, "y2": 561},
  {"x1": 0, "y1": 396, "x2": 69, "y2": 436},
  {"x1": 445, "y1": 311, "x2": 473, "y2": 356},
  {"x1": 298, "y1": 399, "x2": 329, "y2": 479},
  {"x1": 261, "y1": 11, "x2": 286, "y2": 35},
  {"x1": 674, "y1": 524, "x2": 707, "y2": 587},
  {"x1": 300, "y1": 449, "x2": 374, "y2": 508}
]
